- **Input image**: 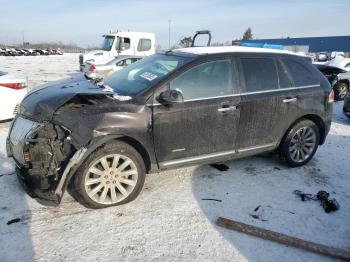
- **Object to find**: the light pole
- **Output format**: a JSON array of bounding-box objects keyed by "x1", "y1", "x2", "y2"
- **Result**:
[
  {"x1": 22, "y1": 30, "x2": 25, "y2": 47},
  {"x1": 168, "y1": 20, "x2": 171, "y2": 49}
]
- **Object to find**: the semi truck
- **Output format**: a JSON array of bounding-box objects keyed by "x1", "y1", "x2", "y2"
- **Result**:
[{"x1": 79, "y1": 31, "x2": 155, "y2": 71}]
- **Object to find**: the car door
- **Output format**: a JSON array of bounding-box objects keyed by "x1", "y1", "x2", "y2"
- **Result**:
[
  {"x1": 276, "y1": 56, "x2": 324, "y2": 133},
  {"x1": 152, "y1": 57, "x2": 241, "y2": 167},
  {"x1": 236, "y1": 56, "x2": 285, "y2": 150}
]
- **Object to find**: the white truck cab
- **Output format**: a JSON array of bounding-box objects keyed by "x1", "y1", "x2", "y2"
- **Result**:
[{"x1": 79, "y1": 32, "x2": 155, "y2": 71}]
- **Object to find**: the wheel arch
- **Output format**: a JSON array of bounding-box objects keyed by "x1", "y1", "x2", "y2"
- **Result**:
[
  {"x1": 85, "y1": 134, "x2": 152, "y2": 173},
  {"x1": 278, "y1": 114, "x2": 327, "y2": 148},
  {"x1": 58, "y1": 134, "x2": 152, "y2": 202}
]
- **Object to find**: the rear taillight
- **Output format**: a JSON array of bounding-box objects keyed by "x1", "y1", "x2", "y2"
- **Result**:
[
  {"x1": 89, "y1": 64, "x2": 96, "y2": 72},
  {"x1": 0, "y1": 83, "x2": 26, "y2": 90},
  {"x1": 328, "y1": 89, "x2": 334, "y2": 103}
]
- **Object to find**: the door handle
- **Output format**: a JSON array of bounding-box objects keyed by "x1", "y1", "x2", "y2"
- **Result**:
[
  {"x1": 283, "y1": 97, "x2": 297, "y2": 103},
  {"x1": 218, "y1": 105, "x2": 238, "y2": 112}
]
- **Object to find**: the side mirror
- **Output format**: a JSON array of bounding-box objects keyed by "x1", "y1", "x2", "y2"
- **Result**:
[{"x1": 157, "y1": 89, "x2": 184, "y2": 105}]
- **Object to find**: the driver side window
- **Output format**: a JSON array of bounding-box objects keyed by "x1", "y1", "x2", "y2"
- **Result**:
[{"x1": 170, "y1": 59, "x2": 233, "y2": 100}]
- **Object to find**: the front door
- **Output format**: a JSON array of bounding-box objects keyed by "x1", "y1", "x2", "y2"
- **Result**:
[{"x1": 152, "y1": 58, "x2": 241, "y2": 167}]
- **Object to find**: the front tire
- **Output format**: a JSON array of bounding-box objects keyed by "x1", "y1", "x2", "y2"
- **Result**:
[
  {"x1": 73, "y1": 141, "x2": 146, "y2": 209},
  {"x1": 334, "y1": 82, "x2": 349, "y2": 101},
  {"x1": 280, "y1": 120, "x2": 320, "y2": 167}
]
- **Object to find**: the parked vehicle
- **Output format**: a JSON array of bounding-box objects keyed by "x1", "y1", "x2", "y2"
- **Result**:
[
  {"x1": 7, "y1": 46, "x2": 333, "y2": 208},
  {"x1": 0, "y1": 48, "x2": 6, "y2": 56},
  {"x1": 84, "y1": 56, "x2": 142, "y2": 80},
  {"x1": 326, "y1": 57, "x2": 350, "y2": 70},
  {"x1": 26, "y1": 49, "x2": 40, "y2": 56},
  {"x1": 330, "y1": 51, "x2": 345, "y2": 59},
  {"x1": 315, "y1": 63, "x2": 350, "y2": 100},
  {"x1": 0, "y1": 70, "x2": 27, "y2": 121},
  {"x1": 54, "y1": 49, "x2": 63, "y2": 55},
  {"x1": 34, "y1": 49, "x2": 48, "y2": 55},
  {"x1": 318, "y1": 52, "x2": 328, "y2": 62},
  {"x1": 343, "y1": 92, "x2": 350, "y2": 119},
  {"x1": 79, "y1": 31, "x2": 155, "y2": 71},
  {"x1": 304, "y1": 53, "x2": 316, "y2": 62}
]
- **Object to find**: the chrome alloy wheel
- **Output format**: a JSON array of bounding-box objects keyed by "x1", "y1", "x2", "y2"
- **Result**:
[
  {"x1": 289, "y1": 127, "x2": 316, "y2": 163},
  {"x1": 337, "y1": 84, "x2": 348, "y2": 99},
  {"x1": 84, "y1": 154, "x2": 138, "y2": 205}
]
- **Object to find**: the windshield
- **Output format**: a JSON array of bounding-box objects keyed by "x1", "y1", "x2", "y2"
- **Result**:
[
  {"x1": 101, "y1": 36, "x2": 115, "y2": 51},
  {"x1": 104, "y1": 54, "x2": 194, "y2": 96}
]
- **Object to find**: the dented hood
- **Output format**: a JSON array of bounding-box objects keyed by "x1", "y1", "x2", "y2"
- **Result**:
[{"x1": 20, "y1": 74, "x2": 114, "y2": 121}]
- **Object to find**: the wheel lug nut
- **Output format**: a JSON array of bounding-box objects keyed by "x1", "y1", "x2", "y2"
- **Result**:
[{"x1": 106, "y1": 181, "x2": 110, "y2": 184}]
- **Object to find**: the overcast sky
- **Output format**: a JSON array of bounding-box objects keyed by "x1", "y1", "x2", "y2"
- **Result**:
[{"x1": 0, "y1": 0, "x2": 349, "y2": 48}]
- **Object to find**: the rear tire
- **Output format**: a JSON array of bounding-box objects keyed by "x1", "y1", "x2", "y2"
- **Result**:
[
  {"x1": 279, "y1": 120, "x2": 320, "y2": 167},
  {"x1": 73, "y1": 141, "x2": 146, "y2": 209}
]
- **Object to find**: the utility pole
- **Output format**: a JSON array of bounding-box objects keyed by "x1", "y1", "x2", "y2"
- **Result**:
[
  {"x1": 22, "y1": 30, "x2": 24, "y2": 47},
  {"x1": 168, "y1": 20, "x2": 171, "y2": 49}
]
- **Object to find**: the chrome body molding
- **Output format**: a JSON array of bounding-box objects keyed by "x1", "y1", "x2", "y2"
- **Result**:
[
  {"x1": 160, "y1": 143, "x2": 276, "y2": 167},
  {"x1": 172, "y1": 148, "x2": 186, "y2": 152}
]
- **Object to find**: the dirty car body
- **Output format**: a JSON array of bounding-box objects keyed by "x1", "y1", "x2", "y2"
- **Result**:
[{"x1": 7, "y1": 47, "x2": 333, "y2": 207}]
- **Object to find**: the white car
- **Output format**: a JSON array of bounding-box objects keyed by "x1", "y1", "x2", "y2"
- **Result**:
[
  {"x1": 330, "y1": 51, "x2": 345, "y2": 59},
  {"x1": 326, "y1": 57, "x2": 350, "y2": 71},
  {"x1": 0, "y1": 71, "x2": 27, "y2": 121},
  {"x1": 318, "y1": 52, "x2": 328, "y2": 62},
  {"x1": 84, "y1": 56, "x2": 142, "y2": 80}
]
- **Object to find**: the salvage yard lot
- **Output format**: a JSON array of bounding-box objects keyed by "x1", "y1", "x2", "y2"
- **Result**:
[{"x1": 0, "y1": 54, "x2": 349, "y2": 262}]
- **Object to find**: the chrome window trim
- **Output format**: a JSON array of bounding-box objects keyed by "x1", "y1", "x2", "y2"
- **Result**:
[
  {"x1": 151, "y1": 84, "x2": 320, "y2": 106},
  {"x1": 159, "y1": 143, "x2": 276, "y2": 167}
]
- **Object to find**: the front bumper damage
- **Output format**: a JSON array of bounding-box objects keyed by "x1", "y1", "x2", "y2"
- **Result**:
[{"x1": 7, "y1": 116, "x2": 82, "y2": 205}]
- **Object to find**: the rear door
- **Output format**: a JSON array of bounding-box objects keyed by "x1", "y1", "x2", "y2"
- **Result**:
[
  {"x1": 277, "y1": 57, "x2": 323, "y2": 129},
  {"x1": 152, "y1": 57, "x2": 241, "y2": 166},
  {"x1": 236, "y1": 55, "x2": 321, "y2": 151}
]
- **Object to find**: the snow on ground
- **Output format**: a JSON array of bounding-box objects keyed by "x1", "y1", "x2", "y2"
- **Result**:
[
  {"x1": 0, "y1": 54, "x2": 349, "y2": 262},
  {"x1": 0, "y1": 53, "x2": 79, "y2": 91}
]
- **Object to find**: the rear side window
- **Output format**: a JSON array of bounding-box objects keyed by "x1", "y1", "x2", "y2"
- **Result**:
[
  {"x1": 276, "y1": 60, "x2": 293, "y2": 88},
  {"x1": 170, "y1": 59, "x2": 234, "y2": 100},
  {"x1": 116, "y1": 58, "x2": 141, "y2": 67},
  {"x1": 241, "y1": 57, "x2": 278, "y2": 92},
  {"x1": 137, "y1": 39, "x2": 152, "y2": 52},
  {"x1": 280, "y1": 58, "x2": 318, "y2": 86}
]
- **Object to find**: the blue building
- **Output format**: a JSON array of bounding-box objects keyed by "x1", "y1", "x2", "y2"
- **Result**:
[{"x1": 240, "y1": 36, "x2": 350, "y2": 53}]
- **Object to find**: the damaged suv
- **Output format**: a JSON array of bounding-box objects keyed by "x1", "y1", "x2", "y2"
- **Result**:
[{"x1": 7, "y1": 46, "x2": 333, "y2": 208}]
